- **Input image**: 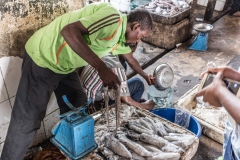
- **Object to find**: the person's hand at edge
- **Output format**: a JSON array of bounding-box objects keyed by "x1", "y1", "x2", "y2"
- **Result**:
[{"x1": 196, "y1": 72, "x2": 227, "y2": 107}]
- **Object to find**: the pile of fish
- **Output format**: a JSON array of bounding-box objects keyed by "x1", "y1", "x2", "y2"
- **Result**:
[
  {"x1": 138, "y1": 0, "x2": 192, "y2": 16},
  {"x1": 93, "y1": 104, "x2": 197, "y2": 160}
]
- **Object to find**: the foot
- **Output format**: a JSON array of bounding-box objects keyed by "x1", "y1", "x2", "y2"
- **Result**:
[{"x1": 232, "y1": 11, "x2": 240, "y2": 17}]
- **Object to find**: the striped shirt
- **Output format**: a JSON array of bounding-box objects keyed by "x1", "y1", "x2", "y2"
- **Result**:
[
  {"x1": 80, "y1": 54, "x2": 130, "y2": 101},
  {"x1": 25, "y1": 2, "x2": 131, "y2": 74}
]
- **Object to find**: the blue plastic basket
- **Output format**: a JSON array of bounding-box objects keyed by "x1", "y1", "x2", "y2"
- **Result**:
[{"x1": 151, "y1": 108, "x2": 202, "y2": 138}]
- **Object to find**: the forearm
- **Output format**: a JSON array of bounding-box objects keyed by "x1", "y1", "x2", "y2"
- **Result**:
[
  {"x1": 61, "y1": 22, "x2": 106, "y2": 71},
  {"x1": 124, "y1": 53, "x2": 147, "y2": 77},
  {"x1": 210, "y1": 67, "x2": 240, "y2": 82},
  {"x1": 224, "y1": 67, "x2": 240, "y2": 82},
  {"x1": 130, "y1": 59, "x2": 147, "y2": 77},
  {"x1": 218, "y1": 87, "x2": 240, "y2": 125}
]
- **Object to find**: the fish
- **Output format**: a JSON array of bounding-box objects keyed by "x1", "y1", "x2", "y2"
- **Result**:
[
  {"x1": 105, "y1": 134, "x2": 132, "y2": 159},
  {"x1": 118, "y1": 135, "x2": 152, "y2": 157},
  {"x1": 139, "y1": 133, "x2": 167, "y2": 149},
  {"x1": 164, "y1": 133, "x2": 196, "y2": 149},
  {"x1": 131, "y1": 151, "x2": 145, "y2": 160},
  {"x1": 136, "y1": 141, "x2": 163, "y2": 153},
  {"x1": 93, "y1": 103, "x2": 196, "y2": 160},
  {"x1": 102, "y1": 147, "x2": 114, "y2": 158},
  {"x1": 128, "y1": 122, "x2": 154, "y2": 134},
  {"x1": 152, "y1": 118, "x2": 169, "y2": 136},
  {"x1": 126, "y1": 130, "x2": 141, "y2": 140},
  {"x1": 139, "y1": 118, "x2": 153, "y2": 130},
  {"x1": 163, "y1": 122, "x2": 177, "y2": 133},
  {"x1": 161, "y1": 143, "x2": 185, "y2": 154}
]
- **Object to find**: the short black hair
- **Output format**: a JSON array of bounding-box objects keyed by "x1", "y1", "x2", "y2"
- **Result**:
[{"x1": 127, "y1": 8, "x2": 153, "y2": 30}]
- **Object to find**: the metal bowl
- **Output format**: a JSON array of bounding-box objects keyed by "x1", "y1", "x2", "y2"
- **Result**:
[
  {"x1": 153, "y1": 64, "x2": 174, "y2": 90},
  {"x1": 193, "y1": 23, "x2": 213, "y2": 32}
]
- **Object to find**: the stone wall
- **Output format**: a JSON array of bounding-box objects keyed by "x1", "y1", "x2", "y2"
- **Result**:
[{"x1": 0, "y1": 0, "x2": 84, "y2": 58}]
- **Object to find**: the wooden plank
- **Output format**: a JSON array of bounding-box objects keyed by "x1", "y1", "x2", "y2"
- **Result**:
[
  {"x1": 223, "y1": 0, "x2": 233, "y2": 11},
  {"x1": 204, "y1": 0, "x2": 217, "y2": 21},
  {"x1": 209, "y1": 8, "x2": 230, "y2": 23}
]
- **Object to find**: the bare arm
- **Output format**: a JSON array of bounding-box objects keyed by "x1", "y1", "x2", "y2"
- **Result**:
[
  {"x1": 121, "y1": 53, "x2": 155, "y2": 85},
  {"x1": 201, "y1": 66, "x2": 240, "y2": 81},
  {"x1": 121, "y1": 96, "x2": 154, "y2": 110},
  {"x1": 219, "y1": 87, "x2": 240, "y2": 125},
  {"x1": 196, "y1": 71, "x2": 240, "y2": 125},
  {"x1": 61, "y1": 21, "x2": 120, "y2": 89}
]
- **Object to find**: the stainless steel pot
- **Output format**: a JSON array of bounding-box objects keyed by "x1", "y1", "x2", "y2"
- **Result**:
[{"x1": 153, "y1": 64, "x2": 174, "y2": 90}]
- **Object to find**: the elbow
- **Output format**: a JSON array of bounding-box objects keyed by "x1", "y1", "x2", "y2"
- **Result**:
[{"x1": 61, "y1": 24, "x2": 71, "y2": 38}]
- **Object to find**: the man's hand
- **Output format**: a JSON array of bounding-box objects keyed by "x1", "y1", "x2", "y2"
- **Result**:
[
  {"x1": 97, "y1": 66, "x2": 121, "y2": 90},
  {"x1": 195, "y1": 66, "x2": 240, "y2": 125},
  {"x1": 143, "y1": 74, "x2": 155, "y2": 85},
  {"x1": 196, "y1": 72, "x2": 227, "y2": 107},
  {"x1": 121, "y1": 53, "x2": 154, "y2": 85}
]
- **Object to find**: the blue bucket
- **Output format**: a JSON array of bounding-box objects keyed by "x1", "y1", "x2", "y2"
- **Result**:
[{"x1": 151, "y1": 108, "x2": 202, "y2": 138}]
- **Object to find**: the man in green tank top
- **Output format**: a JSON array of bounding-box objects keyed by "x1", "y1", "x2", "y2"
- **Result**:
[{"x1": 1, "y1": 2, "x2": 153, "y2": 160}]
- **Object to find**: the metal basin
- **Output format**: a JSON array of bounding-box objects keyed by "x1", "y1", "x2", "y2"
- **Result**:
[
  {"x1": 153, "y1": 64, "x2": 174, "y2": 90},
  {"x1": 193, "y1": 23, "x2": 213, "y2": 32}
]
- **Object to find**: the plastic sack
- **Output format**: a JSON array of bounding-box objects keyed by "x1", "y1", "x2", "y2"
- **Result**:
[{"x1": 174, "y1": 107, "x2": 191, "y2": 129}]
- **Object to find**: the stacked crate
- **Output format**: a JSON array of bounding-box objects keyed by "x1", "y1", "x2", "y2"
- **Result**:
[{"x1": 142, "y1": 0, "x2": 197, "y2": 49}]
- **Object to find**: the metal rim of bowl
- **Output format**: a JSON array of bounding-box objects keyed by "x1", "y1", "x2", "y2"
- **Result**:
[
  {"x1": 193, "y1": 23, "x2": 213, "y2": 32},
  {"x1": 153, "y1": 64, "x2": 174, "y2": 90}
]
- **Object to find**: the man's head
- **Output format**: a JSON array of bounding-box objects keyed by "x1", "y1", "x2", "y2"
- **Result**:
[{"x1": 125, "y1": 9, "x2": 152, "y2": 45}]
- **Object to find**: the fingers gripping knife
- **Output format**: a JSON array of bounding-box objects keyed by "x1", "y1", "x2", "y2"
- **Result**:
[{"x1": 51, "y1": 95, "x2": 98, "y2": 160}]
